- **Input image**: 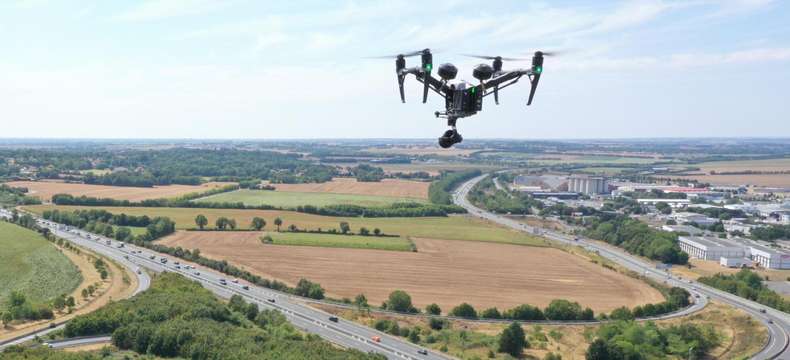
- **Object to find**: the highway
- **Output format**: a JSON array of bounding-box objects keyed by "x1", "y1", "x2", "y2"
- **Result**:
[
  {"x1": 454, "y1": 174, "x2": 790, "y2": 360},
  {"x1": 0, "y1": 208, "x2": 446, "y2": 360}
]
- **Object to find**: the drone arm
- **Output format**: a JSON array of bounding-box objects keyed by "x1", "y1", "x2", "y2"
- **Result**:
[
  {"x1": 481, "y1": 69, "x2": 541, "y2": 105},
  {"x1": 401, "y1": 68, "x2": 447, "y2": 98}
]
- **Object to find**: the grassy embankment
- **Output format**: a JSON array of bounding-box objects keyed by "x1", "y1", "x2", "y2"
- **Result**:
[{"x1": 0, "y1": 221, "x2": 82, "y2": 308}]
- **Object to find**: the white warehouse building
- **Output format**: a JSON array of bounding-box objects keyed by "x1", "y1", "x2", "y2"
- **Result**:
[
  {"x1": 749, "y1": 244, "x2": 790, "y2": 270},
  {"x1": 678, "y1": 236, "x2": 747, "y2": 261}
]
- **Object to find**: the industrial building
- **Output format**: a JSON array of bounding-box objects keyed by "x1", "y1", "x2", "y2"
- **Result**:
[
  {"x1": 678, "y1": 236, "x2": 747, "y2": 261},
  {"x1": 670, "y1": 212, "x2": 719, "y2": 227},
  {"x1": 662, "y1": 224, "x2": 704, "y2": 235},
  {"x1": 567, "y1": 175, "x2": 607, "y2": 195},
  {"x1": 749, "y1": 244, "x2": 790, "y2": 270}
]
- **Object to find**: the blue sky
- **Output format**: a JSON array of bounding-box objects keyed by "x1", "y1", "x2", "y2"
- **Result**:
[{"x1": 1, "y1": 0, "x2": 788, "y2": 139}]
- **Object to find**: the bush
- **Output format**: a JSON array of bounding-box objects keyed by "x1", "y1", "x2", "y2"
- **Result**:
[
  {"x1": 498, "y1": 322, "x2": 527, "y2": 357},
  {"x1": 385, "y1": 290, "x2": 417, "y2": 313},
  {"x1": 449, "y1": 303, "x2": 478, "y2": 319}
]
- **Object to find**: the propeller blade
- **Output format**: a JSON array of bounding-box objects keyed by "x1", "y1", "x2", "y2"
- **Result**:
[
  {"x1": 461, "y1": 54, "x2": 529, "y2": 61},
  {"x1": 366, "y1": 48, "x2": 432, "y2": 59}
]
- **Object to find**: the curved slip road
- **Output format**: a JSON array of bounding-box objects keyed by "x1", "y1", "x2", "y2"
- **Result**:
[
  {"x1": 0, "y1": 208, "x2": 151, "y2": 350},
  {"x1": 454, "y1": 174, "x2": 790, "y2": 360}
]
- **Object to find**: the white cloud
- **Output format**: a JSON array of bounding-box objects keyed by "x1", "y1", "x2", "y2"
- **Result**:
[{"x1": 553, "y1": 47, "x2": 790, "y2": 71}]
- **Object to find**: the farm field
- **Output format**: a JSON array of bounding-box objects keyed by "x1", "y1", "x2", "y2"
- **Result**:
[
  {"x1": 4, "y1": 180, "x2": 234, "y2": 202},
  {"x1": 365, "y1": 146, "x2": 482, "y2": 157},
  {"x1": 195, "y1": 189, "x2": 427, "y2": 208},
  {"x1": 0, "y1": 221, "x2": 82, "y2": 307},
  {"x1": 26, "y1": 205, "x2": 545, "y2": 246},
  {"x1": 167, "y1": 231, "x2": 413, "y2": 251},
  {"x1": 372, "y1": 162, "x2": 502, "y2": 176},
  {"x1": 479, "y1": 152, "x2": 662, "y2": 165},
  {"x1": 694, "y1": 158, "x2": 790, "y2": 172},
  {"x1": 270, "y1": 178, "x2": 430, "y2": 199},
  {"x1": 158, "y1": 234, "x2": 664, "y2": 312},
  {"x1": 675, "y1": 174, "x2": 790, "y2": 187}
]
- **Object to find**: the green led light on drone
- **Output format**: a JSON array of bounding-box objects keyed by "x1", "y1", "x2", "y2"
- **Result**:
[
  {"x1": 534, "y1": 66, "x2": 543, "y2": 74},
  {"x1": 425, "y1": 64, "x2": 432, "y2": 71}
]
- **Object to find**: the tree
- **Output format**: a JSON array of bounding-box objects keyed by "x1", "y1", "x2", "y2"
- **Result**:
[
  {"x1": 228, "y1": 218, "x2": 237, "y2": 230},
  {"x1": 251, "y1": 217, "x2": 266, "y2": 231},
  {"x1": 386, "y1": 290, "x2": 415, "y2": 313},
  {"x1": 195, "y1": 214, "x2": 208, "y2": 230},
  {"x1": 81, "y1": 288, "x2": 89, "y2": 298},
  {"x1": 245, "y1": 303, "x2": 259, "y2": 321},
  {"x1": 359, "y1": 227, "x2": 370, "y2": 236},
  {"x1": 66, "y1": 296, "x2": 75, "y2": 307},
  {"x1": 481, "y1": 307, "x2": 502, "y2": 319},
  {"x1": 215, "y1": 217, "x2": 228, "y2": 230},
  {"x1": 339, "y1": 222, "x2": 351, "y2": 234},
  {"x1": 449, "y1": 303, "x2": 478, "y2": 319},
  {"x1": 585, "y1": 339, "x2": 610, "y2": 360},
  {"x1": 53, "y1": 295, "x2": 66, "y2": 312},
  {"x1": 498, "y1": 322, "x2": 527, "y2": 357},
  {"x1": 274, "y1": 217, "x2": 283, "y2": 232},
  {"x1": 544, "y1": 299, "x2": 583, "y2": 320},
  {"x1": 354, "y1": 294, "x2": 369, "y2": 310},
  {"x1": 373, "y1": 228, "x2": 381, "y2": 236},
  {"x1": 1, "y1": 311, "x2": 11, "y2": 328},
  {"x1": 425, "y1": 303, "x2": 441, "y2": 315}
]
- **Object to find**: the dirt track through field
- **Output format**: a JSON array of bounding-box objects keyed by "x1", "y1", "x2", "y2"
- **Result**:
[
  {"x1": 271, "y1": 178, "x2": 429, "y2": 199},
  {"x1": 159, "y1": 232, "x2": 663, "y2": 312},
  {"x1": 5, "y1": 181, "x2": 233, "y2": 202}
]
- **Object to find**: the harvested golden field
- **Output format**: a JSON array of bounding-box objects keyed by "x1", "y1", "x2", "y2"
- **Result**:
[
  {"x1": 270, "y1": 177, "x2": 429, "y2": 199},
  {"x1": 5, "y1": 181, "x2": 234, "y2": 202},
  {"x1": 695, "y1": 158, "x2": 790, "y2": 172},
  {"x1": 675, "y1": 174, "x2": 790, "y2": 187},
  {"x1": 158, "y1": 233, "x2": 664, "y2": 312}
]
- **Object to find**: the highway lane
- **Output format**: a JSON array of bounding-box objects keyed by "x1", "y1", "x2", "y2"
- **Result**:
[
  {"x1": 454, "y1": 174, "x2": 790, "y2": 360},
  {"x1": 18, "y1": 215, "x2": 446, "y2": 360},
  {"x1": 0, "y1": 209, "x2": 151, "y2": 350}
]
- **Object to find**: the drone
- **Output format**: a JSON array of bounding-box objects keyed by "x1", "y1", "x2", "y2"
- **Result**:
[{"x1": 372, "y1": 48, "x2": 554, "y2": 148}]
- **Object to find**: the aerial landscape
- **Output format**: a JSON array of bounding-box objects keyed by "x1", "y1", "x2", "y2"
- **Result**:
[{"x1": 2, "y1": 1, "x2": 790, "y2": 360}]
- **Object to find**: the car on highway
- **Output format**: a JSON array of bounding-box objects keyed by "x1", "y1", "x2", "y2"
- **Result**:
[
  {"x1": 194, "y1": 271, "x2": 200, "y2": 276},
  {"x1": 371, "y1": 336, "x2": 381, "y2": 343},
  {"x1": 149, "y1": 255, "x2": 156, "y2": 260},
  {"x1": 175, "y1": 265, "x2": 181, "y2": 269},
  {"x1": 232, "y1": 279, "x2": 239, "y2": 283},
  {"x1": 219, "y1": 279, "x2": 227, "y2": 285},
  {"x1": 329, "y1": 316, "x2": 338, "y2": 323},
  {"x1": 761, "y1": 308, "x2": 767, "y2": 313},
  {"x1": 267, "y1": 298, "x2": 275, "y2": 303},
  {"x1": 242, "y1": 285, "x2": 249, "y2": 290},
  {"x1": 417, "y1": 349, "x2": 428, "y2": 355}
]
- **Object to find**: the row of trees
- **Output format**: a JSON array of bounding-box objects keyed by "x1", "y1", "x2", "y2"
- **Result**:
[
  {"x1": 699, "y1": 269, "x2": 790, "y2": 312},
  {"x1": 41, "y1": 209, "x2": 175, "y2": 243},
  {"x1": 586, "y1": 321, "x2": 719, "y2": 360},
  {"x1": 84, "y1": 171, "x2": 201, "y2": 187},
  {"x1": 51, "y1": 192, "x2": 465, "y2": 218},
  {"x1": 467, "y1": 176, "x2": 542, "y2": 214},
  {"x1": 428, "y1": 169, "x2": 482, "y2": 205},
  {"x1": 751, "y1": 224, "x2": 790, "y2": 241},
  {"x1": 0, "y1": 184, "x2": 41, "y2": 205},
  {"x1": 584, "y1": 215, "x2": 689, "y2": 265},
  {"x1": 349, "y1": 164, "x2": 385, "y2": 182}
]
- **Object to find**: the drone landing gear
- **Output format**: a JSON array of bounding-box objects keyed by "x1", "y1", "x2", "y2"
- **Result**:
[{"x1": 438, "y1": 117, "x2": 462, "y2": 148}]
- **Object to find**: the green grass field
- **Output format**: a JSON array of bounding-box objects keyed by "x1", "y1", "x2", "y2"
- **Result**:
[
  {"x1": 264, "y1": 232, "x2": 413, "y2": 251},
  {"x1": 194, "y1": 189, "x2": 427, "y2": 208},
  {"x1": 25, "y1": 205, "x2": 546, "y2": 246},
  {"x1": 0, "y1": 221, "x2": 82, "y2": 308}
]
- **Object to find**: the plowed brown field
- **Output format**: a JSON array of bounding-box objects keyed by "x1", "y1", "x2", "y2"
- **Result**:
[
  {"x1": 271, "y1": 178, "x2": 429, "y2": 199},
  {"x1": 158, "y1": 231, "x2": 664, "y2": 312},
  {"x1": 5, "y1": 181, "x2": 233, "y2": 202}
]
